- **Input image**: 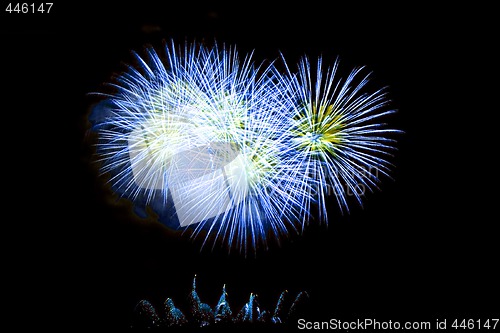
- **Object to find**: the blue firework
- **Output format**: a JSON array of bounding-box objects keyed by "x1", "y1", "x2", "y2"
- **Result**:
[
  {"x1": 89, "y1": 40, "x2": 399, "y2": 254},
  {"x1": 90, "y1": 41, "x2": 310, "y2": 255},
  {"x1": 281, "y1": 55, "x2": 400, "y2": 222}
]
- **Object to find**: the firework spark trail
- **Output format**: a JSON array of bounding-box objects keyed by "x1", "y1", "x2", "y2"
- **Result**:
[{"x1": 89, "y1": 40, "x2": 400, "y2": 255}]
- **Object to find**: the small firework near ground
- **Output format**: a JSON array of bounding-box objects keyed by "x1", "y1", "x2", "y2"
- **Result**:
[
  {"x1": 130, "y1": 275, "x2": 309, "y2": 330},
  {"x1": 88, "y1": 40, "x2": 400, "y2": 255}
]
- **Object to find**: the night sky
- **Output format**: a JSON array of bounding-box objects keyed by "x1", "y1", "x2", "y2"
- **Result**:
[{"x1": 3, "y1": 1, "x2": 497, "y2": 330}]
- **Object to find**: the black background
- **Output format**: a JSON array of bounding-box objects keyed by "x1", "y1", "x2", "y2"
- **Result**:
[{"x1": 2, "y1": 1, "x2": 497, "y2": 330}]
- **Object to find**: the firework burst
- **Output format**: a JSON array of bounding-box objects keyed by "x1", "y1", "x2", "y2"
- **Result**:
[
  {"x1": 281, "y1": 55, "x2": 400, "y2": 223},
  {"x1": 89, "y1": 40, "x2": 399, "y2": 255}
]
